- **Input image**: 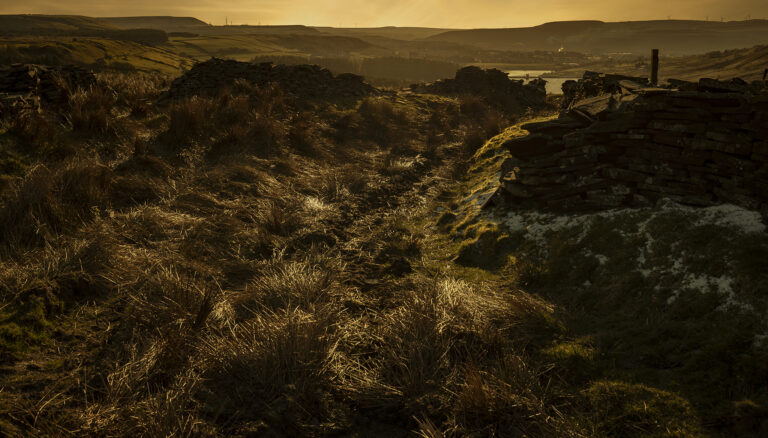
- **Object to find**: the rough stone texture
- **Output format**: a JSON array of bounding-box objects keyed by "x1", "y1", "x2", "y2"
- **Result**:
[
  {"x1": 0, "y1": 64, "x2": 96, "y2": 117},
  {"x1": 158, "y1": 58, "x2": 377, "y2": 103},
  {"x1": 561, "y1": 71, "x2": 650, "y2": 109},
  {"x1": 410, "y1": 66, "x2": 547, "y2": 113},
  {"x1": 487, "y1": 75, "x2": 768, "y2": 215}
]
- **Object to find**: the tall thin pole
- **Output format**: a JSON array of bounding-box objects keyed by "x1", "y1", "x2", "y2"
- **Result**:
[{"x1": 651, "y1": 49, "x2": 659, "y2": 86}]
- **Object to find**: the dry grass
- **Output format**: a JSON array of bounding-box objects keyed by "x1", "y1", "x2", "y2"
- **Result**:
[
  {"x1": 7, "y1": 111, "x2": 61, "y2": 153},
  {"x1": 244, "y1": 259, "x2": 335, "y2": 311},
  {"x1": 0, "y1": 69, "x2": 627, "y2": 437},
  {"x1": 66, "y1": 86, "x2": 117, "y2": 136},
  {"x1": 0, "y1": 159, "x2": 111, "y2": 248},
  {"x1": 99, "y1": 72, "x2": 170, "y2": 117},
  {"x1": 166, "y1": 96, "x2": 218, "y2": 145},
  {"x1": 165, "y1": 88, "x2": 290, "y2": 159},
  {"x1": 197, "y1": 307, "x2": 339, "y2": 423}
]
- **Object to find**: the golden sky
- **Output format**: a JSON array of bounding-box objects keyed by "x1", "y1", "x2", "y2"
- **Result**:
[{"x1": 2, "y1": 0, "x2": 768, "y2": 28}]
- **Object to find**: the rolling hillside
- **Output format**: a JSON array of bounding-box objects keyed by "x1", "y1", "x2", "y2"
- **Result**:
[
  {"x1": 427, "y1": 20, "x2": 768, "y2": 55},
  {"x1": 0, "y1": 15, "x2": 119, "y2": 35},
  {"x1": 313, "y1": 26, "x2": 454, "y2": 40},
  {"x1": 99, "y1": 16, "x2": 209, "y2": 30},
  {"x1": 552, "y1": 44, "x2": 768, "y2": 82},
  {"x1": 101, "y1": 17, "x2": 321, "y2": 37},
  {"x1": 164, "y1": 33, "x2": 388, "y2": 61},
  {"x1": 670, "y1": 45, "x2": 768, "y2": 81},
  {"x1": 0, "y1": 37, "x2": 193, "y2": 75}
]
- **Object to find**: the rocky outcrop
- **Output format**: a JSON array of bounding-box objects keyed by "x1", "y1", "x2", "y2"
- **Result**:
[
  {"x1": 487, "y1": 75, "x2": 768, "y2": 215},
  {"x1": 410, "y1": 66, "x2": 547, "y2": 113},
  {"x1": 0, "y1": 64, "x2": 96, "y2": 117},
  {"x1": 158, "y1": 58, "x2": 377, "y2": 103}
]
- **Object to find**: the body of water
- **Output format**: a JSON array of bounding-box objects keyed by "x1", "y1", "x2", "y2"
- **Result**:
[{"x1": 506, "y1": 70, "x2": 579, "y2": 95}]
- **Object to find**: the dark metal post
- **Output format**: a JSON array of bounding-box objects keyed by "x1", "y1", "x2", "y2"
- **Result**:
[{"x1": 651, "y1": 49, "x2": 659, "y2": 86}]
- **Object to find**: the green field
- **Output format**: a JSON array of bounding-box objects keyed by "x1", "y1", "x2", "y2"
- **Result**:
[{"x1": 0, "y1": 37, "x2": 193, "y2": 74}]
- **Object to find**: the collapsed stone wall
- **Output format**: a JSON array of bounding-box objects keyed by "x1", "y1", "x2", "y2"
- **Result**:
[
  {"x1": 561, "y1": 71, "x2": 650, "y2": 109},
  {"x1": 561, "y1": 71, "x2": 767, "y2": 109},
  {"x1": 158, "y1": 58, "x2": 377, "y2": 103},
  {"x1": 487, "y1": 76, "x2": 768, "y2": 215},
  {"x1": 410, "y1": 66, "x2": 547, "y2": 113},
  {"x1": 0, "y1": 64, "x2": 96, "y2": 117}
]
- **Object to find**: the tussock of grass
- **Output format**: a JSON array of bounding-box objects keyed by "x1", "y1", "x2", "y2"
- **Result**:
[
  {"x1": 66, "y1": 86, "x2": 117, "y2": 136},
  {"x1": 582, "y1": 381, "x2": 703, "y2": 437},
  {"x1": 243, "y1": 259, "x2": 336, "y2": 311},
  {"x1": 7, "y1": 111, "x2": 61, "y2": 153},
  {"x1": 198, "y1": 307, "x2": 339, "y2": 425},
  {"x1": 0, "y1": 159, "x2": 110, "y2": 248},
  {"x1": 98, "y1": 72, "x2": 169, "y2": 116}
]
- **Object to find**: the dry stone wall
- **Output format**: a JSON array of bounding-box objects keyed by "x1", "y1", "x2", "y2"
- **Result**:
[
  {"x1": 0, "y1": 64, "x2": 96, "y2": 117},
  {"x1": 487, "y1": 74, "x2": 768, "y2": 215},
  {"x1": 158, "y1": 58, "x2": 377, "y2": 103}
]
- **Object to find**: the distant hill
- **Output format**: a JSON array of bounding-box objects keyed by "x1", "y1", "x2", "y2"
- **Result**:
[
  {"x1": 100, "y1": 16, "x2": 208, "y2": 30},
  {"x1": 313, "y1": 26, "x2": 453, "y2": 41},
  {"x1": 0, "y1": 15, "x2": 119, "y2": 35},
  {"x1": 102, "y1": 17, "x2": 320, "y2": 37},
  {"x1": 212, "y1": 25, "x2": 320, "y2": 36},
  {"x1": 427, "y1": 20, "x2": 768, "y2": 55},
  {"x1": 163, "y1": 33, "x2": 387, "y2": 61},
  {"x1": 0, "y1": 15, "x2": 168, "y2": 45},
  {"x1": 671, "y1": 44, "x2": 768, "y2": 81},
  {"x1": 554, "y1": 44, "x2": 768, "y2": 82}
]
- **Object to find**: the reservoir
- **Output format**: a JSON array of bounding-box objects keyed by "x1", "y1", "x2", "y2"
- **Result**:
[{"x1": 506, "y1": 70, "x2": 579, "y2": 95}]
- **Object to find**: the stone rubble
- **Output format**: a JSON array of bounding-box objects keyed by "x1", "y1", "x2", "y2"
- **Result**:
[
  {"x1": 410, "y1": 66, "x2": 547, "y2": 113},
  {"x1": 487, "y1": 72, "x2": 768, "y2": 215},
  {"x1": 0, "y1": 64, "x2": 96, "y2": 117},
  {"x1": 157, "y1": 58, "x2": 377, "y2": 103},
  {"x1": 561, "y1": 71, "x2": 767, "y2": 110}
]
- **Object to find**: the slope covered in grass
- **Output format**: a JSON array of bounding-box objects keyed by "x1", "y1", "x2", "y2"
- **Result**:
[
  {"x1": 162, "y1": 33, "x2": 390, "y2": 61},
  {"x1": 0, "y1": 15, "x2": 120, "y2": 35},
  {"x1": 554, "y1": 44, "x2": 768, "y2": 82},
  {"x1": 0, "y1": 66, "x2": 566, "y2": 436},
  {"x1": 0, "y1": 37, "x2": 193, "y2": 74},
  {"x1": 427, "y1": 19, "x2": 768, "y2": 56},
  {"x1": 1, "y1": 57, "x2": 764, "y2": 435}
]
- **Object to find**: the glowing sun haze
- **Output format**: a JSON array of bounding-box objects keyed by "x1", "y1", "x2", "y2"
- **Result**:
[{"x1": 2, "y1": 0, "x2": 768, "y2": 28}]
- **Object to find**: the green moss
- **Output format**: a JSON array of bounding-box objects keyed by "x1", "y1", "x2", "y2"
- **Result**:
[
  {"x1": 0, "y1": 322, "x2": 26, "y2": 352},
  {"x1": 0, "y1": 143, "x2": 29, "y2": 194},
  {"x1": 0, "y1": 293, "x2": 55, "y2": 355},
  {"x1": 454, "y1": 223, "x2": 515, "y2": 270},
  {"x1": 584, "y1": 381, "x2": 703, "y2": 437},
  {"x1": 541, "y1": 337, "x2": 598, "y2": 383},
  {"x1": 43, "y1": 358, "x2": 66, "y2": 371},
  {"x1": 544, "y1": 338, "x2": 596, "y2": 361}
]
